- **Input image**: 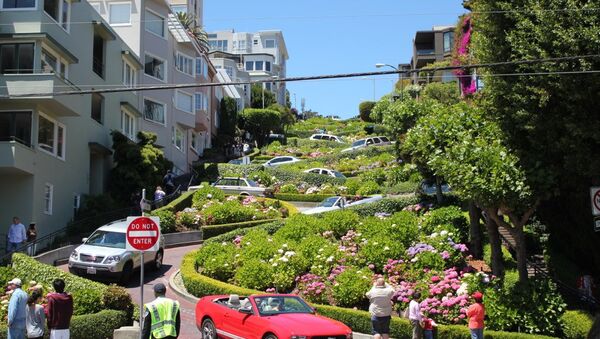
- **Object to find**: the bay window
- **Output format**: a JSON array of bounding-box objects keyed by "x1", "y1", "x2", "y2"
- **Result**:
[{"x1": 38, "y1": 113, "x2": 65, "y2": 159}]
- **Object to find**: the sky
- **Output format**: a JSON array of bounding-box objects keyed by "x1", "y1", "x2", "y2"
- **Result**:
[{"x1": 203, "y1": 1, "x2": 467, "y2": 119}]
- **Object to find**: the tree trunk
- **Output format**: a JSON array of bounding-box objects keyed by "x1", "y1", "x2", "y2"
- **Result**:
[
  {"x1": 484, "y1": 210, "x2": 504, "y2": 278},
  {"x1": 468, "y1": 201, "x2": 483, "y2": 259},
  {"x1": 435, "y1": 176, "x2": 444, "y2": 205},
  {"x1": 514, "y1": 225, "x2": 528, "y2": 283}
]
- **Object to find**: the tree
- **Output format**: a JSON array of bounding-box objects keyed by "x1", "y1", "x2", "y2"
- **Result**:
[
  {"x1": 470, "y1": 0, "x2": 600, "y2": 274},
  {"x1": 218, "y1": 97, "x2": 238, "y2": 138},
  {"x1": 285, "y1": 89, "x2": 292, "y2": 109},
  {"x1": 108, "y1": 131, "x2": 173, "y2": 203},
  {"x1": 267, "y1": 103, "x2": 296, "y2": 132},
  {"x1": 250, "y1": 84, "x2": 276, "y2": 109},
  {"x1": 358, "y1": 101, "x2": 376, "y2": 122},
  {"x1": 238, "y1": 108, "x2": 281, "y2": 146},
  {"x1": 175, "y1": 12, "x2": 209, "y2": 52},
  {"x1": 420, "y1": 82, "x2": 460, "y2": 106}
]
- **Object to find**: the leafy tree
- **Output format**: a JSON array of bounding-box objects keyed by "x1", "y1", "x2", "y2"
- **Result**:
[
  {"x1": 285, "y1": 89, "x2": 292, "y2": 109},
  {"x1": 470, "y1": 0, "x2": 600, "y2": 274},
  {"x1": 175, "y1": 12, "x2": 208, "y2": 52},
  {"x1": 238, "y1": 108, "x2": 281, "y2": 146},
  {"x1": 420, "y1": 82, "x2": 460, "y2": 106},
  {"x1": 358, "y1": 101, "x2": 376, "y2": 122},
  {"x1": 250, "y1": 84, "x2": 276, "y2": 108},
  {"x1": 218, "y1": 97, "x2": 238, "y2": 139},
  {"x1": 108, "y1": 131, "x2": 173, "y2": 203},
  {"x1": 267, "y1": 103, "x2": 296, "y2": 132}
]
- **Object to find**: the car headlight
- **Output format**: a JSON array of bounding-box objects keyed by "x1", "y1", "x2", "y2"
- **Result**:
[
  {"x1": 105, "y1": 255, "x2": 121, "y2": 264},
  {"x1": 70, "y1": 251, "x2": 78, "y2": 260},
  {"x1": 290, "y1": 336, "x2": 307, "y2": 339}
]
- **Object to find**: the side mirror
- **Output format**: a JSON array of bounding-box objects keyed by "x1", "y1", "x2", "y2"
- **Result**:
[
  {"x1": 81, "y1": 237, "x2": 88, "y2": 243},
  {"x1": 238, "y1": 308, "x2": 253, "y2": 315}
]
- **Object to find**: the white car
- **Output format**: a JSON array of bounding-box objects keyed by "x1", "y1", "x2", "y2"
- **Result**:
[
  {"x1": 68, "y1": 219, "x2": 165, "y2": 284},
  {"x1": 262, "y1": 156, "x2": 302, "y2": 167},
  {"x1": 303, "y1": 168, "x2": 346, "y2": 179},
  {"x1": 309, "y1": 133, "x2": 343, "y2": 143},
  {"x1": 188, "y1": 177, "x2": 272, "y2": 196},
  {"x1": 341, "y1": 136, "x2": 392, "y2": 153},
  {"x1": 302, "y1": 195, "x2": 384, "y2": 215}
]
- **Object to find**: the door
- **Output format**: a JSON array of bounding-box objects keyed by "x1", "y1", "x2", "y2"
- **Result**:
[{"x1": 222, "y1": 301, "x2": 263, "y2": 339}]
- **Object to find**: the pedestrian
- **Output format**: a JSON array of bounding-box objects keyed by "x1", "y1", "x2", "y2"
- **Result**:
[
  {"x1": 7, "y1": 278, "x2": 28, "y2": 339},
  {"x1": 408, "y1": 291, "x2": 423, "y2": 339},
  {"x1": 26, "y1": 223, "x2": 37, "y2": 256},
  {"x1": 154, "y1": 186, "x2": 166, "y2": 202},
  {"x1": 366, "y1": 277, "x2": 395, "y2": 339},
  {"x1": 45, "y1": 278, "x2": 73, "y2": 339},
  {"x1": 26, "y1": 290, "x2": 45, "y2": 339},
  {"x1": 7, "y1": 217, "x2": 27, "y2": 253},
  {"x1": 243, "y1": 143, "x2": 250, "y2": 155},
  {"x1": 163, "y1": 170, "x2": 175, "y2": 195},
  {"x1": 466, "y1": 291, "x2": 485, "y2": 339},
  {"x1": 422, "y1": 317, "x2": 437, "y2": 339},
  {"x1": 142, "y1": 283, "x2": 181, "y2": 338}
]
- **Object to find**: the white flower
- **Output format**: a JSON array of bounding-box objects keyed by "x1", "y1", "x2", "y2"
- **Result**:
[
  {"x1": 457, "y1": 282, "x2": 469, "y2": 295},
  {"x1": 246, "y1": 242, "x2": 251, "y2": 245},
  {"x1": 440, "y1": 230, "x2": 448, "y2": 236},
  {"x1": 318, "y1": 265, "x2": 323, "y2": 268},
  {"x1": 221, "y1": 242, "x2": 227, "y2": 246},
  {"x1": 277, "y1": 249, "x2": 284, "y2": 254},
  {"x1": 207, "y1": 193, "x2": 213, "y2": 199},
  {"x1": 282, "y1": 243, "x2": 288, "y2": 248},
  {"x1": 392, "y1": 224, "x2": 397, "y2": 227},
  {"x1": 318, "y1": 248, "x2": 324, "y2": 252},
  {"x1": 411, "y1": 257, "x2": 418, "y2": 262},
  {"x1": 272, "y1": 263, "x2": 278, "y2": 267},
  {"x1": 211, "y1": 258, "x2": 216, "y2": 262},
  {"x1": 384, "y1": 246, "x2": 390, "y2": 251},
  {"x1": 285, "y1": 251, "x2": 296, "y2": 257},
  {"x1": 326, "y1": 256, "x2": 334, "y2": 263},
  {"x1": 224, "y1": 263, "x2": 229, "y2": 267},
  {"x1": 267, "y1": 238, "x2": 273, "y2": 242},
  {"x1": 430, "y1": 232, "x2": 439, "y2": 238},
  {"x1": 235, "y1": 254, "x2": 240, "y2": 258},
  {"x1": 362, "y1": 276, "x2": 368, "y2": 279},
  {"x1": 280, "y1": 257, "x2": 289, "y2": 262},
  {"x1": 373, "y1": 242, "x2": 379, "y2": 245}
]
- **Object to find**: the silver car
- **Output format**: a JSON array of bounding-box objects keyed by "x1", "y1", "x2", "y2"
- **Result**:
[
  {"x1": 341, "y1": 136, "x2": 392, "y2": 153},
  {"x1": 68, "y1": 219, "x2": 165, "y2": 284}
]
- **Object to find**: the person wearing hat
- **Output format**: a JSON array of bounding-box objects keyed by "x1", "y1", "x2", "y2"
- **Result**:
[
  {"x1": 7, "y1": 278, "x2": 28, "y2": 339},
  {"x1": 466, "y1": 291, "x2": 485, "y2": 339},
  {"x1": 26, "y1": 223, "x2": 37, "y2": 256},
  {"x1": 141, "y1": 282, "x2": 181, "y2": 339}
]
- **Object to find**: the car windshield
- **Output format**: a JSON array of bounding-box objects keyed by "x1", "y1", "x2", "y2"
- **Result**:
[
  {"x1": 254, "y1": 296, "x2": 313, "y2": 316},
  {"x1": 86, "y1": 230, "x2": 126, "y2": 249},
  {"x1": 351, "y1": 140, "x2": 365, "y2": 147},
  {"x1": 246, "y1": 179, "x2": 259, "y2": 187},
  {"x1": 333, "y1": 171, "x2": 346, "y2": 178},
  {"x1": 318, "y1": 197, "x2": 340, "y2": 207},
  {"x1": 228, "y1": 159, "x2": 242, "y2": 165}
]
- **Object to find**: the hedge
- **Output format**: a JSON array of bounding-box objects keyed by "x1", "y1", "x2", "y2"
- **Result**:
[
  {"x1": 202, "y1": 219, "x2": 283, "y2": 239},
  {"x1": 202, "y1": 221, "x2": 285, "y2": 244},
  {"x1": 273, "y1": 193, "x2": 337, "y2": 202},
  {"x1": 248, "y1": 147, "x2": 261, "y2": 160},
  {"x1": 265, "y1": 167, "x2": 346, "y2": 186},
  {"x1": 348, "y1": 196, "x2": 419, "y2": 216},
  {"x1": 153, "y1": 190, "x2": 194, "y2": 214},
  {"x1": 180, "y1": 250, "x2": 558, "y2": 339},
  {"x1": 561, "y1": 310, "x2": 594, "y2": 339}
]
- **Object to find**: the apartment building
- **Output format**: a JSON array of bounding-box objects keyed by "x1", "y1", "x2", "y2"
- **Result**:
[
  {"x1": 0, "y1": 0, "x2": 141, "y2": 236},
  {"x1": 207, "y1": 30, "x2": 288, "y2": 108},
  {"x1": 89, "y1": 0, "x2": 216, "y2": 174},
  {"x1": 410, "y1": 25, "x2": 455, "y2": 84}
]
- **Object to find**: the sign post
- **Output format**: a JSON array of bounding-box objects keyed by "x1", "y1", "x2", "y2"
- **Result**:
[{"x1": 126, "y1": 213, "x2": 160, "y2": 338}]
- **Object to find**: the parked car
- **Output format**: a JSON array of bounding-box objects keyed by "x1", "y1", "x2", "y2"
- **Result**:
[
  {"x1": 262, "y1": 156, "x2": 301, "y2": 167},
  {"x1": 196, "y1": 294, "x2": 352, "y2": 339},
  {"x1": 303, "y1": 168, "x2": 346, "y2": 179},
  {"x1": 68, "y1": 219, "x2": 164, "y2": 284},
  {"x1": 309, "y1": 133, "x2": 343, "y2": 143},
  {"x1": 418, "y1": 180, "x2": 451, "y2": 196},
  {"x1": 302, "y1": 195, "x2": 384, "y2": 215},
  {"x1": 341, "y1": 136, "x2": 391, "y2": 153},
  {"x1": 188, "y1": 177, "x2": 272, "y2": 197}
]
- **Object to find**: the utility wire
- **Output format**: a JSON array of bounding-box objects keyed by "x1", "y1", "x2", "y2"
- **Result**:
[{"x1": 2, "y1": 54, "x2": 599, "y2": 98}]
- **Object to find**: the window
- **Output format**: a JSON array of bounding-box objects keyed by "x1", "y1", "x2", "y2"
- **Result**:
[
  {"x1": 255, "y1": 61, "x2": 263, "y2": 71},
  {"x1": 144, "y1": 99, "x2": 165, "y2": 124},
  {"x1": 175, "y1": 52, "x2": 193, "y2": 75},
  {"x1": 73, "y1": 193, "x2": 80, "y2": 210},
  {"x1": 245, "y1": 61, "x2": 253, "y2": 71},
  {"x1": 145, "y1": 10, "x2": 165, "y2": 37},
  {"x1": 190, "y1": 132, "x2": 196, "y2": 150},
  {"x1": 265, "y1": 82, "x2": 271, "y2": 91},
  {"x1": 237, "y1": 40, "x2": 246, "y2": 50},
  {"x1": 176, "y1": 91, "x2": 193, "y2": 113},
  {"x1": 2, "y1": 0, "x2": 35, "y2": 9},
  {"x1": 265, "y1": 61, "x2": 271, "y2": 72},
  {"x1": 44, "y1": 0, "x2": 70, "y2": 30},
  {"x1": 109, "y1": 2, "x2": 131, "y2": 25},
  {"x1": 265, "y1": 39, "x2": 275, "y2": 48},
  {"x1": 121, "y1": 110, "x2": 135, "y2": 139},
  {"x1": 144, "y1": 54, "x2": 165, "y2": 80},
  {"x1": 194, "y1": 93, "x2": 204, "y2": 112},
  {"x1": 0, "y1": 111, "x2": 32, "y2": 146},
  {"x1": 172, "y1": 125, "x2": 184, "y2": 150},
  {"x1": 92, "y1": 32, "x2": 105, "y2": 77},
  {"x1": 44, "y1": 183, "x2": 53, "y2": 215},
  {"x1": 195, "y1": 57, "x2": 204, "y2": 76},
  {"x1": 170, "y1": 4, "x2": 186, "y2": 14},
  {"x1": 253, "y1": 39, "x2": 258, "y2": 45},
  {"x1": 38, "y1": 113, "x2": 65, "y2": 159},
  {"x1": 41, "y1": 48, "x2": 68, "y2": 78},
  {"x1": 443, "y1": 31, "x2": 454, "y2": 53},
  {"x1": 208, "y1": 39, "x2": 228, "y2": 52},
  {"x1": 123, "y1": 60, "x2": 136, "y2": 87},
  {"x1": 0, "y1": 43, "x2": 33, "y2": 74},
  {"x1": 224, "y1": 66, "x2": 233, "y2": 77},
  {"x1": 91, "y1": 93, "x2": 103, "y2": 124}
]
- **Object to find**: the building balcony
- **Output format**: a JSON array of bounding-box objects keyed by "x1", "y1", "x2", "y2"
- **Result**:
[
  {"x1": 0, "y1": 139, "x2": 36, "y2": 175},
  {"x1": 0, "y1": 73, "x2": 85, "y2": 116},
  {"x1": 194, "y1": 111, "x2": 210, "y2": 132},
  {"x1": 172, "y1": 108, "x2": 196, "y2": 129}
]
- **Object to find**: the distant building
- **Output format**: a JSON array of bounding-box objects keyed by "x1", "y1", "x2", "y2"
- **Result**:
[
  {"x1": 207, "y1": 30, "x2": 289, "y2": 107},
  {"x1": 410, "y1": 25, "x2": 456, "y2": 84}
]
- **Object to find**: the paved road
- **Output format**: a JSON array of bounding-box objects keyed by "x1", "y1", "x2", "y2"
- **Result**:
[{"x1": 58, "y1": 244, "x2": 202, "y2": 338}]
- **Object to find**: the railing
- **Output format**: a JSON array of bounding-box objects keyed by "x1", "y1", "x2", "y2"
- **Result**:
[{"x1": 0, "y1": 136, "x2": 32, "y2": 147}]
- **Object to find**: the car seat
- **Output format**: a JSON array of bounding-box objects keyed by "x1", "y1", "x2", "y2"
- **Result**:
[{"x1": 228, "y1": 294, "x2": 241, "y2": 309}]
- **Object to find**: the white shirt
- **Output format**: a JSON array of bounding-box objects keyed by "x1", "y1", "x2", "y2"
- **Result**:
[
  {"x1": 8, "y1": 223, "x2": 26, "y2": 243},
  {"x1": 408, "y1": 299, "x2": 422, "y2": 321},
  {"x1": 366, "y1": 284, "x2": 395, "y2": 317}
]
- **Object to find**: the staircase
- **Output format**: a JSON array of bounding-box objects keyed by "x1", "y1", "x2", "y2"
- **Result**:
[{"x1": 496, "y1": 225, "x2": 548, "y2": 278}]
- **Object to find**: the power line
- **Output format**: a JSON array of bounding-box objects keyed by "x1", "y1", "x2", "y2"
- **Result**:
[{"x1": 2, "y1": 54, "x2": 599, "y2": 98}]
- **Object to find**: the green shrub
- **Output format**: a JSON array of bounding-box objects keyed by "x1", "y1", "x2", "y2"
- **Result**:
[
  {"x1": 561, "y1": 310, "x2": 594, "y2": 339},
  {"x1": 359, "y1": 168, "x2": 387, "y2": 185},
  {"x1": 192, "y1": 185, "x2": 226, "y2": 207},
  {"x1": 203, "y1": 200, "x2": 256, "y2": 224},
  {"x1": 203, "y1": 221, "x2": 285, "y2": 244},
  {"x1": 483, "y1": 243, "x2": 517, "y2": 269},
  {"x1": 349, "y1": 196, "x2": 419, "y2": 216},
  {"x1": 266, "y1": 167, "x2": 346, "y2": 186},
  {"x1": 344, "y1": 178, "x2": 362, "y2": 195},
  {"x1": 381, "y1": 181, "x2": 419, "y2": 195},
  {"x1": 331, "y1": 267, "x2": 371, "y2": 308},
  {"x1": 273, "y1": 214, "x2": 323, "y2": 242},
  {"x1": 202, "y1": 243, "x2": 237, "y2": 281},
  {"x1": 70, "y1": 310, "x2": 130, "y2": 339},
  {"x1": 102, "y1": 284, "x2": 134, "y2": 321},
  {"x1": 279, "y1": 184, "x2": 299, "y2": 194},
  {"x1": 72, "y1": 288, "x2": 104, "y2": 315},
  {"x1": 357, "y1": 234, "x2": 406, "y2": 271},
  {"x1": 234, "y1": 259, "x2": 274, "y2": 290},
  {"x1": 151, "y1": 209, "x2": 176, "y2": 233},
  {"x1": 273, "y1": 193, "x2": 336, "y2": 202},
  {"x1": 356, "y1": 181, "x2": 381, "y2": 195},
  {"x1": 152, "y1": 190, "x2": 194, "y2": 214},
  {"x1": 421, "y1": 206, "x2": 469, "y2": 242},
  {"x1": 176, "y1": 210, "x2": 198, "y2": 229},
  {"x1": 322, "y1": 210, "x2": 360, "y2": 237},
  {"x1": 201, "y1": 219, "x2": 281, "y2": 239}
]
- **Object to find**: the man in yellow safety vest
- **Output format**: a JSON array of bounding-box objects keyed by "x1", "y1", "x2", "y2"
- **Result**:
[{"x1": 141, "y1": 283, "x2": 181, "y2": 339}]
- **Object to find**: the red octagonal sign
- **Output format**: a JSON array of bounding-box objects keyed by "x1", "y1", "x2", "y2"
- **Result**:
[{"x1": 126, "y1": 216, "x2": 161, "y2": 251}]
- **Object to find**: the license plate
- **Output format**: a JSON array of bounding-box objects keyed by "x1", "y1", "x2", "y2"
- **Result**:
[{"x1": 86, "y1": 267, "x2": 96, "y2": 274}]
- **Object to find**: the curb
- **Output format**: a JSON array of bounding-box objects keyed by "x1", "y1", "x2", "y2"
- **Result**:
[{"x1": 168, "y1": 269, "x2": 200, "y2": 304}]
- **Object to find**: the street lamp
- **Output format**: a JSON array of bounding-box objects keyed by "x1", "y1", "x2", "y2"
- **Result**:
[
  {"x1": 376, "y1": 63, "x2": 404, "y2": 101},
  {"x1": 375, "y1": 63, "x2": 398, "y2": 71}
]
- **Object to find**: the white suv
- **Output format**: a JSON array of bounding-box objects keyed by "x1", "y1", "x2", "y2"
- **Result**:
[
  {"x1": 341, "y1": 136, "x2": 391, "y2": 153},
  {"x1": 309, "y1": 134, "x2": 343, "y2": 143},
  {"x1": 68, "y1": 219, "x2": 165, "y2": 284}
]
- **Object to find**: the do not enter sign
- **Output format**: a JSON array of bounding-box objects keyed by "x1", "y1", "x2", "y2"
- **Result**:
[{"x1": 125, "y1": 216, "x2": 161, "y2": 251}]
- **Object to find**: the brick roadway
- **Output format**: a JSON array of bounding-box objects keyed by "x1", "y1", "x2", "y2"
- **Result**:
[{"x1": 58, "y1": 244, "x2": 202, "y2": 338}]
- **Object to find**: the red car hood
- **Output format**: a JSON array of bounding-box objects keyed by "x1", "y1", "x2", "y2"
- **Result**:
[{"x1": 263, "y1": 313, "x2": 350, "y2": 336}]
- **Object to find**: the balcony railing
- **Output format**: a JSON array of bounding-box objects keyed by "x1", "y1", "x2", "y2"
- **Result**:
[
  {"x1": 0, "y1": 136, "x2": 32, "y2": 148},
  {"x1": 416, "y1": 49, "x2": 436, "y2": 56}
]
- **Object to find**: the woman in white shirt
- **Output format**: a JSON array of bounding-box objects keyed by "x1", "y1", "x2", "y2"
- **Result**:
[{"x1": 26, "y1": 290, "x2": 45, "y2": 339}]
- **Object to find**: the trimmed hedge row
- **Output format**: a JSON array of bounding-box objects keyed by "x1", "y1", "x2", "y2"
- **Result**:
[
  {"x1": 202, "y1": 219, "x2": 283, "y2": 239},
  {"x1": 202, "y1": 221, "x2": 285, "y2": 244},
  {"x1": 265, "y1": 167, "x2": 346, "y2": 186},
  {"x1": 153, "y1": 190, "x2": 194, "y2": 214},
  {"x1": 561, "y1": 310, "x2": 594, "y2": 339},
  {"x1": 180, "y1": 249, "x2": 557, "y2": 339}
]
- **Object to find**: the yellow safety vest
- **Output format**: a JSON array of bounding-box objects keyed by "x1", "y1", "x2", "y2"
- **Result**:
[{"x1": 145, "y1": 297, "x2": 180, "y2": 338}]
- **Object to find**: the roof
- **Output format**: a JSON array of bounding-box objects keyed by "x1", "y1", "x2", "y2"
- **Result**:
[
  {"x1": 97, "y1": 219, "x2": 129, "y2": 233},
  {"x1": 167, "y1": 13, "x2": 192, "y2": 43},
  {"x1": 216, "y1": 69, "x2": 241, "y2": 99}
]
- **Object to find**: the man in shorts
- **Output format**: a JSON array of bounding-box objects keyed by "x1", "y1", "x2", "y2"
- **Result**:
[{"x1": 366, "y1": 277, "x2": 395, "y2": 339}]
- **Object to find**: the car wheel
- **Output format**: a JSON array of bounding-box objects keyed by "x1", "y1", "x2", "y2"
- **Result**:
[
  {"x1": 152, "y1": 250, "x2": 163, "y2": 271},
  {"x1": 119, "y1": 261, "x2": 133, "y2": 285},
  {"x1": 264, "y1": 334, "x2": 278, "y2": 339},
  {"x1": 201, "y1": 318, "x2": 217, "y2": 339}
]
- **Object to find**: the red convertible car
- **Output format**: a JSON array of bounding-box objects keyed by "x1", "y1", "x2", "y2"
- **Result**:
[{"x1": 195, "y1": 294, "x2": 353, "y2": 339}]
